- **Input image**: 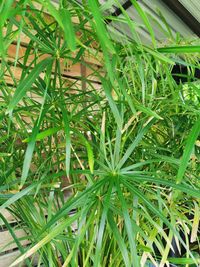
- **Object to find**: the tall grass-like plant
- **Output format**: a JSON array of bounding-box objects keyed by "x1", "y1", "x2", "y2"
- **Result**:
[{"x1": 0, "y1": 0, "x2": 200, "y2": 266}]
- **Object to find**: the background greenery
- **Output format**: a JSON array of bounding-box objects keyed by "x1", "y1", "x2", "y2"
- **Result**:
[{"x1": 0, "y1": 0, "x2": 200, "y2": 266}]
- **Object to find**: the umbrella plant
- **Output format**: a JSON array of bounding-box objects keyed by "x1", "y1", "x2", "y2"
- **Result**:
[{"x1": 0, "y1": 0, "x2": 200, "y2": 266}]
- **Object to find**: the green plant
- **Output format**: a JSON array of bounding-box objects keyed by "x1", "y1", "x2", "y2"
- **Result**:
[{"x1": 0, "y1": 0, "x2": 200, "y2": 266}]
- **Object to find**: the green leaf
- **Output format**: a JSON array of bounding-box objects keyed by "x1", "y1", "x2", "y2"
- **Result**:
[
  {"x1": 7, "y1": 57, "x2": 52, "y2": 114},
  {"x1": 40, "y1": 1, "x2": 76, "y2": 51},
  {"x1": 131, "y1": 0, "x2": 156, "y2": 47},
  {"x1": 122, "y1": 179, "x2": 193, "y2": 258},
  {"x1": 9, "y1": 212, "x2": 80, "y2": 267},
  {"x1": 168, "y1": 257, "x2": 200, "y2": 265},
  {"x1": 23, "y1": 127, "x2": 62, "y2": 142},
  {"x1": 116, "y1": 179, "x2": 140, "y2": 267},
  {"x1": 85, "y1": 141, "x2": 94, "y2": 174},
  {"x1": 0, "y1": 183, "x2": 37, "y2": 211},
  {"x1": 62, "y1": 205, "x2": 95, "y2": 266},
  {"x1": 94, "y1": 180, "x2": 113, "y2": 267},
  {"x1": 0, "y1": 213, "x2": 32, "y2": 266},
  {"x1": 135, "y1": 101, "x2": 163, "y2": 120},
  {"x1": 144, "y1": 46, "x2": 174, "y2": 64},
  {"x1": 73, "y1": 129, "x2": 95, "y2": 174},
  {"x1": 117, "y1": 118, "x2": 155, "y2": 169},
  {"x1": 158, "y1": 45, "x2": 200, "y2": 54},
  {"x1": 20, "y1": 105, "x2": 48, "y2": 189},
  {"x1": 41, "y1": 178, "x2": 106, "y2": 234},
  {"x1": 177, "y1": 118, "x2": 200, "y2": 183},
  {"x1": 125, "y1": 174, "x2": 200, "y2": 199},
  {"x1": 191, "y1": 202, "x2": 200, "y2": 243},
  {"x1": 102, "y1": 79, "x2": 122, "y2": 130},
  {"x1": 107, "y1": 211, "x2": 130, "y2": 267},
  {"x1": 10, "y1": 17, "x2": 54, "y2": 53},
  {"x1": 60, "y1": 8, "x2": 76, "y2": 51},
  {"x1": 88, "y1": 0, "x2": 114, "y2": 53},
  {"x1": 60, "y1": 104, "x2": 71, "y2": 178}
]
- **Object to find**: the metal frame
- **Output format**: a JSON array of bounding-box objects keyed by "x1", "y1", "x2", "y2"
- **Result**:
[
  {"x1": 160, "y1": 0, "x2": 200, "y2": 37},
  {"x1": 106, "y1": 0, "x2": 132, "y2": 24}
]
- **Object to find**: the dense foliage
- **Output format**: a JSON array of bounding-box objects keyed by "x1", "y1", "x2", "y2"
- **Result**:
[{"x1": 0, "y1": 0, "x2": 200, "y2": 266}]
